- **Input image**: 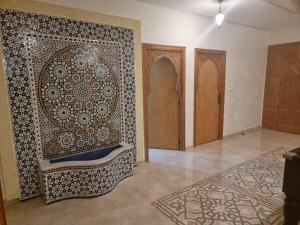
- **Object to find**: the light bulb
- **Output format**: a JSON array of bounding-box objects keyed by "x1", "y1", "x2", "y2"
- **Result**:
[{"x1": 215, "y1": 12, "x2": 224, "y2": 26}]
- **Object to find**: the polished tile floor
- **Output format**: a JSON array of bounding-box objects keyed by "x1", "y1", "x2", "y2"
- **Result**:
[
  {"x1": 152, "y1": 148, "x2": 285, "y2": 224},
  {"x1": 5, "y1": 128, "x2": 300, "y2": 225}
]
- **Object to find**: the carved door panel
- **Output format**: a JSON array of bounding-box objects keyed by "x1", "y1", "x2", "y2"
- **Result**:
[
  {"x1": 143, "y1": 44, "x2": 186, "y2": 160},
  {"x1": 194, "y1": 49, "x2": 226, "y2": 146},
  {"x1": 263, "y1": 43, "x2": 300, "y2": 134}
]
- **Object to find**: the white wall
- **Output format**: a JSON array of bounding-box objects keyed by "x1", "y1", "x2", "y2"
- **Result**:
[
  {"x1": 268, "y1": 27, "x2": 300, "y2": 45},
  {"x1": 40, "y1": 0, "x2": 268, "y2": 147}
]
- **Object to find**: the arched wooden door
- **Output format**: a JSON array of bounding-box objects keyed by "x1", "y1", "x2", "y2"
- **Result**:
[
  {"x1": 194, "y1": 49, "x2": 226, "y2": 146},
  {"x1": 143, "y1": 43, "x2": 186, "y2": 161},
  {"x1": 148, "y1": 57, "x2": 179, "y2": 149}
]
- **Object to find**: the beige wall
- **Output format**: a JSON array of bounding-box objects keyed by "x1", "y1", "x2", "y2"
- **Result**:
[
  {"x1": 39, "y1": 0, "x2": 269, "y2": 145},
  {"x1": 268, "y1": 27, "x2": 300, "y2": 45},
  {"x1": 0, "y1": 0, "x2": 143, "y2": 201}
]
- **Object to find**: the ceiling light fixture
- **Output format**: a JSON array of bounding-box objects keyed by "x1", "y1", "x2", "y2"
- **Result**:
[{"x1": 215, "y1": 0, "x2": 224, "y2": 27}]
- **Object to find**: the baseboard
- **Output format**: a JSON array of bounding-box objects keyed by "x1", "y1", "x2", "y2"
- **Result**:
[
  {"x1": 4, "y1": 198, "x2": 20, "y2": 206},
  {"x1": 185, "y1": 145, "x2": 194, "y2": 150},
  {"x1": 224, "y1": 126, "x2": 261, "y2": 138},
  {"x1": 185, "y1": 126, "x2": 261, "y2": 150}
]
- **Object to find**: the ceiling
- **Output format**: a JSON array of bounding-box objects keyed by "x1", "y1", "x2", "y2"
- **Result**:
[
  {"x1": 137, "y1": 0, "x2": 300, "y2": 30},
  {"x1": 262, "y1": 0, "x2": 300, "y2": 13}
]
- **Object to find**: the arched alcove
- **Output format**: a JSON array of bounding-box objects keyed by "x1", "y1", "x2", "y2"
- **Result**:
[{"x1": 148, "y1": 57, "x2": 179, "y2": 149}]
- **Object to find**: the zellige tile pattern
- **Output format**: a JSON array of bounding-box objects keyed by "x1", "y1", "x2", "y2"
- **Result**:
[{"x1": 152, "y1": 148, "x2": 285, "y2": 225}]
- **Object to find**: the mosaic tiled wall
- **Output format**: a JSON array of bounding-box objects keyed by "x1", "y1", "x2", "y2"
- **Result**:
[
  {"x1": 0, "y1": 9, "x2": 136, "y2": 200},
  {"x1": 27, "y1": 34, "x2": 124, "y2": 160}
]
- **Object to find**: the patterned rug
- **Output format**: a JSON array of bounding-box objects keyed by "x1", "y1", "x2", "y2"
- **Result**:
[{"x1": 152, "y1": 148, "x2": 286, "y2": 225}]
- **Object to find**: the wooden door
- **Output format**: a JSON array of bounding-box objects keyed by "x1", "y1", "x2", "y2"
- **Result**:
[
  {"x1": 194, "y1": 49, "x2": 226, "y2": 146},
  {"x1": 143, "y1": 44, "x2": 186, "y2": 161},
  {"x1": 263, "y1": 42, "x2": 300, "y2": 134},
  {"x1": 148, "y1": 57, "x2": 179, "y2": 149},
  {"x1": 0, "y1": 183, "x2": 7, "y2": 225}
]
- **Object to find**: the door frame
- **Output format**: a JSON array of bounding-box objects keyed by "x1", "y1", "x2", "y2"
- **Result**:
[
  {"x1": 0, "y1": 182, "x2": 7, "y2": 225},
  {"x1": 193, "y1": 48, "x2": 226, "y2": 147},
  {"x1": 143, "y1": 43, "x2": 186, "y2": 161}
]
